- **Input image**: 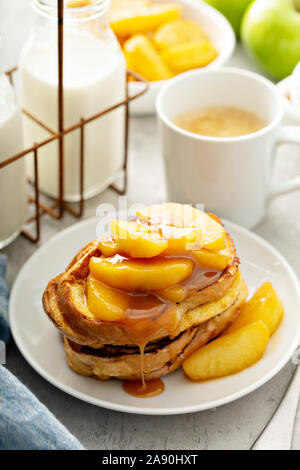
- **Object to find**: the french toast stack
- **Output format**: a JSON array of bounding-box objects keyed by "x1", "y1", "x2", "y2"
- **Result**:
[{"x1": 43, "y1": 203, "x2": 248, "y2": 382}]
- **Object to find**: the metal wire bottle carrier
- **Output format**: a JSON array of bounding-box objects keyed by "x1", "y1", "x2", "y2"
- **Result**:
[{"x1": 0, "y1": 0, "x2": 148, "y2": 243}]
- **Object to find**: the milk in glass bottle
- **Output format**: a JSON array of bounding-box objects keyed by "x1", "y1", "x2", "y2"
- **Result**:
[
  {"x1": 19, "y1": 0, "x2": 126, "y2": 201},
  {"x1": 0, "y1": 69, "x2": 27, "y2": 248}
]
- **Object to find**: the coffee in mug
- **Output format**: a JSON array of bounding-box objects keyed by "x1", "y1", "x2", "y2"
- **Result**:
[{"x1": 174, "y1": 106, "x2": 265, "y2": 138}]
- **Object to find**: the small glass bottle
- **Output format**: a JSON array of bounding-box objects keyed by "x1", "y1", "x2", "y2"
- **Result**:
[
  {"x1": 19, "y1": 0, "x2": 126, "y2": 201},
  {"x1": 0, "y1": 67, "x2": 27, "y2": 248}
]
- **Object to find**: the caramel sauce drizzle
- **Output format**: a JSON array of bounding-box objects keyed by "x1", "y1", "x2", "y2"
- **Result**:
[
  {"x1": 87, "y1": 213, "x2": 223, "y2": 395},
  {"x1": 87, "y1": 252, "x2": 221, "y2": 394},
  {"x1": 123, "y1": 378, "x2": 165, "y2": 398}
]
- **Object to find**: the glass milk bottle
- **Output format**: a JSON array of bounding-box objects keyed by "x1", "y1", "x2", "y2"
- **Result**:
[
  {"x1": 0, "y1": 72, "x2": 27, "y2": 248},
  {"x1": 19, "y1": 0, "x2": 126, "y2": 201}
]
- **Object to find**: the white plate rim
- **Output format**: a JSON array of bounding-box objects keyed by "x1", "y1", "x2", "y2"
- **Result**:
[{"x1": 9, "y1": 216, "x2": 300, "y2": 415}]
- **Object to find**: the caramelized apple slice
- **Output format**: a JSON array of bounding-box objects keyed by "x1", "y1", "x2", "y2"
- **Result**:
[
  {"x1": 162, "y1": 225, "x2": 203, "y2": 255},
  {"x1": 192, "y1": 248, "x2": 229, "y2": 271},
  {"x1": 137, "y1": 202, "x2": 200, "y2": 227},
  {"x1": 224, "y1": 282, "x2": 284, "y2": 336},
  {"x1": 67, "y1": 0, "x2": 93, "y2": 7},
  {"x1": 183, "y1": 320, "x2": 269, "y2": 380},
  {"x1": 154, "y1": 18, "x2": 208, "y2": 50},
  {"x1": 98, "y1": 235, "x2": 118, "y2": 257},
  {"x1": 110, "y1": 218, "x2": 203, "y2": 257},
  {"x1": 161, "y1": 40, "x2": 218, "y2": 74},
  {"x1": 199, "y1": 214, "x2": 226, "y2": 251},
  {"x1": 86, "y1": 277, "x2": 128, "y2": 321},
  {"x1": 89, "y1": 255, "x2": 194, "y2": 292},
  {"x1": 111, "y1": 220, "x2": 168, "y2": 258},
  {"x1": 156, "y1": 284, "x2": 186, "y2": 303},
  {"x1": 137, "y1": 203, "x2": 226, "y2": 251},
  {"x1": 110, "y1": 4, "x2": 181, "y2": 37},
  {"x1": 123, "y1": 35, "x2": 173, "y2": 82}
]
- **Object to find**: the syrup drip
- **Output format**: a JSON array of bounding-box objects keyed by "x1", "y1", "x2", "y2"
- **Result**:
[
  {"x1": 139, "y1": 344, "x2": 146, "y2": 389},
  {"x1": 123, "y1": 378, "x2": 165, "y2": 398}
]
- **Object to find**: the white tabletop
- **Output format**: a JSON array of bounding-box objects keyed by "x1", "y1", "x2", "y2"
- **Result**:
[{"x1": 1, "y1": 0, "x2": 300, "y2": 450}]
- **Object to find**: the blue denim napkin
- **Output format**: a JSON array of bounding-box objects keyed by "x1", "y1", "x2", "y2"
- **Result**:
[
  {"x1": 0, "y1": 254, "x2": 85, "y2": 450},
  {"x1": 0, "y1": 255, "x2": 9, "y2": 344}
]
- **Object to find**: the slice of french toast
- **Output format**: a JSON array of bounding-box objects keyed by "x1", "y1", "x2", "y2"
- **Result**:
[
  {"x1": 43, "y1": 230, "x2": 241, "y2": 347},
  {"x1": 63, "y1": 282, "x2": 248, "y2": 381}
]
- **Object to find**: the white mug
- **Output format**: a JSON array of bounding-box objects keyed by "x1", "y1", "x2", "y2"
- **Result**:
[{"x1": 156, "y1": 67, "x2": 300, "y2": 228}]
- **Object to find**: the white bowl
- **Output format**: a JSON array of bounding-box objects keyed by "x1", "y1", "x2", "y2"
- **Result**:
[{"x1": 128, "y1": 0, "x2": 236, "y2": 115}]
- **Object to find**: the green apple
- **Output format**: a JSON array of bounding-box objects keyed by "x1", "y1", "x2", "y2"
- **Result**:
[
  {"x1": 241, "y1": 0, "x2": 300, "y2": 79},
  {"x1": 201, "y1": 0, "x2": 253, "y2": 35}
]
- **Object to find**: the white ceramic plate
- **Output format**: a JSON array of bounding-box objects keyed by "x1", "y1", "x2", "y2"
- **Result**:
[
  {"x1": 129, "y1": 0, "x2": 235, "y2": 115},
  {"x1": 10, "y1": 216, "x2": 300, "y2": 415}
]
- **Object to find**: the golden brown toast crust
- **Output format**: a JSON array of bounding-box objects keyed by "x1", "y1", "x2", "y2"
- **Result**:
[
  {"x1": 43, "y1": 233, "x2": 240, "y2": 347},
  {"x1": 63, "y1": 286, "x2": 247, "y2": 381}
]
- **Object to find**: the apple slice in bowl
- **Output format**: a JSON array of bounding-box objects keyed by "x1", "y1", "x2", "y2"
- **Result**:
[{"x1": 119, "y1": 0, "x2": 235, "y2": 115}]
